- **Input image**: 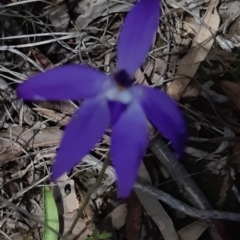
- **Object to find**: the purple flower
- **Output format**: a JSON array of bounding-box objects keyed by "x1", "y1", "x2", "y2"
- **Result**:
[{"x1": 17, "y1": 0, "x2": 187, "y2": 197}]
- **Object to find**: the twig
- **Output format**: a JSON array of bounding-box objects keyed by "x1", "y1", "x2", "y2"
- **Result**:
[
  {"x1": 149, "y1": 136, "x2": 224, "y2": 240},
  {"x1": 134, "y1": 180, "x2": 240, "y2": 222},
  {"x1": 150, "y1": 137, "x2": 212, "y2": 208}
]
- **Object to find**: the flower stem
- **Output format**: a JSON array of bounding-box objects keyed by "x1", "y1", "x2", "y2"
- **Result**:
[{"x1": 67, "y1": 156, "x2": 109, "y2": 235}]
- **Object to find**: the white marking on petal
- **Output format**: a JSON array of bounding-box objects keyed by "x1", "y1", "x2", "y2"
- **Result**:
[{"x1": 105, "y1": 87, "x2": 132, "y2": 104}]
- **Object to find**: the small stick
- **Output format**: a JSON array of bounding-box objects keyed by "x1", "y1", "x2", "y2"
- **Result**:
[
  {"x1": 150, "y1": 136, "x2": 223, "y2": 240},
  {"x1": 134, "y1": 180, "x2": 240, "y2": 222}
]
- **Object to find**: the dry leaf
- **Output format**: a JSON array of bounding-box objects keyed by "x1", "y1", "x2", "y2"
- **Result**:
[
  {"x1": 135, "y1": 68, "x2": 151, "y2": 86},
  {"x1": 216, "y1": 172, "x2": 230, "y2": 208},
  {"x1": 107, "y1": 204, "x2": 127, "y2": 230},
  {"x1": 220, "y1": 80, "x2": 240, "y2": 111},
  {"x1": 0, "y1": 126, "x2": 62, "y2": 166},
  {"x1": 232, "y1": 142, "x2": 240, "y2": 172},
  {"x1": 182, "y1": 84, "x2": 201, "y2": 98},
  {"x1": 33, "y1": 107, "x2": 71, "y2": 126},
  {"x1": 32, "y1": 48, "x2": 53, "y2": 70},
  {"x1": 177, "y1": 220, "x2": 209, "y2": 240},
  {"x1": 76, "y1": 0, "x2": 135, "y2": 30},
  {"x1": 44, "y1": 2, "x2": 69, "y2": 32},
  {"x1": 55, "y1": 173, "x2": 79, "y2": 213},
  {"x1": 135, "y1": 164, "x2": 179, "y2": 240},
  {"x1": 167, "y1": 0, "x2": 220, "y2": 100},
  {"x1": 63, "y1": 211, "x2": 90, "y2": 239},
  {"x1": 37, "y1": 101, "x2": 76, "y2": 115}
]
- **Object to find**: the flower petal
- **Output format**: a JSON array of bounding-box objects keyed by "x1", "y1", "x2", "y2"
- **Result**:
[
  {"x1": 51, "y1": 96, "x2": 110, "y2": 180},
  {"x1": 117, "y1": 0, "x2": 160, "y2": 77},
  {"x1": 108, "y1": 101, "x2": 128, "y2": 126},
  {"x1": 134, "y1": 86, "x2": 187, "y2": 158},
  {"x1": 17, "y1": 65, "x2": 112, "y2": 101},
  {"x1": 111, "y1": 101, "x2": 148, "y2": 198}
]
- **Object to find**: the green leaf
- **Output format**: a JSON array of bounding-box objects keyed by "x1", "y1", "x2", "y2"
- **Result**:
[
  {"x1": 98, "y1": 232, "x2": 113, "y2": 239},
  {"x1": 42, "y1": 186, "x2": 59, "y2": 240},
  {"x1": 92, "y1": 229, "x2": 99, "y2": 238},
  {"x1": 84, "y1": 238, "x2": 94, "y2": 240}
]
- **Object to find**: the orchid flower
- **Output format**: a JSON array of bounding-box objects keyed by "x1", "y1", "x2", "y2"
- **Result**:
[{"x1": 17, "y1": 0, "x2": 187, "y2": 198}]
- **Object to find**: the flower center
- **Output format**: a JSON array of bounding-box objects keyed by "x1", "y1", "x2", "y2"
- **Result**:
[
  {"x1": 105, "y1": 70, "x2": 133, "y2": 104},
  {"x1": 105, "y1": 87, "x2": 132, "y2": 104},
  {"x1": 114, "y1": 70, "x2": 133, "y2": 88}
]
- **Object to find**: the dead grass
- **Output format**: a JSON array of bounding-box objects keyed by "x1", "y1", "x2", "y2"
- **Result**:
[{"x1": 1, "y1": 0, "x2": 240, "y2": 240}]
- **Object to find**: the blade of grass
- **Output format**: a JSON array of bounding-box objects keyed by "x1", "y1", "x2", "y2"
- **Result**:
[{"x1": 43, "y1": 185, "x2": 59, "y2": 240}]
